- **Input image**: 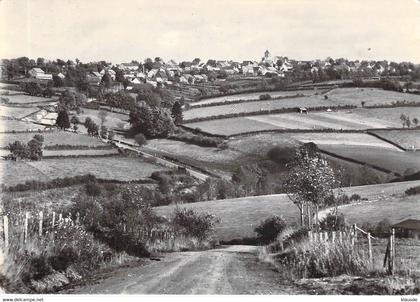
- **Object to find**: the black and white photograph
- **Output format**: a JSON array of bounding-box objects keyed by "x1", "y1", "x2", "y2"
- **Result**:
[{"x1": 0, "y1": 0, "x2": 420, "y2": 299}]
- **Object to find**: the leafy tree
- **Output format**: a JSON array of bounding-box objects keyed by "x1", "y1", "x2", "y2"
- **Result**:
[
  {"x1": 171, "y1": 101, "x2": 183, "y2": 125},
  {"x1": 58, "y1": 90, "x2": 87, "y2": 111},
  {"x1": 284, "y1": 144, "x2": 339, "y2": 229},
  {"x1": 255, "y1": 216, "x2": 287, "y2": 243},
  {"x1": 413, "y1": 118, "x2": 419, "y2": 127},
  {"x1": 101, "y1": 73, "x2": 112, "y2": 89},
  {"x1": 70, "y1": 116, "x2": 80, "y2": 127},
  {"x1": 100, "y1": 125, "x2": 108, "y2": 139},
  {"x1": 84, "y1": 118, "x2": 99, "y2": 136},
  {"x1": 129, "y1": 105, "x2": 175, "y2": 138},
  {"x1": 98, "y1": 110, "x2": 108, "y2": 126},
  {"x1": 52, "y1": 74, "x2": 64, "y2": 87},
  {"x1": 136, "y1": 86, "x2": 162, "y2": 108},
  {"x1": 7, "y1": 141, "x2": 28, "y2": 160},
  {"x1": 56, "y1": 110, "x2": 71, "y2": 129},
  {"x1": 27, "y1": 136, "x2": 43, "y2": 160},
  {"x1": 400, "y1": 114, "x2": 407, "y2": 128},
  {"x1": 108, "y1": 130, "x2": 115, "y2": 140}
]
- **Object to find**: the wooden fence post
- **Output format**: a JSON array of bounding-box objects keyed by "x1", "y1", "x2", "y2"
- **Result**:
[
  {"x1": 3, "y1": 216, "x2": 9, "y2": 249},
  {"x1": 58, "y1": 213, "x2": 62, "y2": 224},
  {"x1": 339, "y1": 231, "x2": 343, "y2": 243},
  {"x1": 391, "y1": 228, "x2": 395, "y2": 275},
  {"x1": 24, "y1": 212, "x2": 29, "y2": 243},
  {"x1": 39, "y1": 211, "x2": 43, "y2": 237},
  {"x1": 332, "y1": 231, "x2": 336, "y2": 243},
  {"x1": 367, "y1": 232, "x2": 372, "y2": 264},
  {"x1": 308, "y1": 231, "x2": 313, "y2": 242},
  {"x1": 52, "y1": 211, "x2": 56, "y2": 229},
  {"x1": 352, "y1": 224, "x2": 357, "y2": 246}
]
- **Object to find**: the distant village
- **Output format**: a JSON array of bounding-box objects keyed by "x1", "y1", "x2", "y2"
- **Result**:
[{"x1": 3, "y1": 50, "x2": 419, "y2": 95}]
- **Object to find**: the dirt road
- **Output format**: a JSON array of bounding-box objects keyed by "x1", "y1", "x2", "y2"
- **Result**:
[{"x1": 68, "y1": 245, "x2": 303, "y2": 294}]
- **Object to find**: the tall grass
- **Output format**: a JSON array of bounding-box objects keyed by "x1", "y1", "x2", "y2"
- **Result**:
[{"x1": 263, "y1": 236, "x2": 377, "y2": 279}]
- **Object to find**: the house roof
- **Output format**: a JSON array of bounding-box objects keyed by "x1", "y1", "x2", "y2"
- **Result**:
[
  {"x1": 31, "y1": 68, "x2": 45, "y2": 73},
  {"x1": 392, "y1": 219, "x2": 420, "y2": 230}
]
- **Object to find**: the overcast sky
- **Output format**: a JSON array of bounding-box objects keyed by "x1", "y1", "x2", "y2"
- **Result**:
[{"x1": 1, "y1": 0, "x2": 420, "y2": 63}]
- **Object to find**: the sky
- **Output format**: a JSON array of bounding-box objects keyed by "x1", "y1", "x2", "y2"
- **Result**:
[{"x1": 1, "y1": 0, "x2": 420, "y2": 64}]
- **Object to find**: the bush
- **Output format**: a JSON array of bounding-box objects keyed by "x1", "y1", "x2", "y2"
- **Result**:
[
  {"x1": 267, "y1": 146, "x2": 296, "y2": 166},
  {"x1": 85, "y1": 181, "x2": 102, "y2": 196},
  {"x1": 405, "y1": 186, "x2": 420, "y2": 196},
  {"x1": 134, "y1": 133, "x2": 146, "y2": 146},
  {"x1": 319, "y1": 213, "x2": 347, "y2": 231},
  {"x1": 259, "y1": 94, "x2": 272, "y2": 100},
  {"x1": 172, "y1": 207, "x2": 219, "y2": 241},
  {"x1": 169, "y1": 131, "x2": 223, "y2": 147},
  {"x1": 255, "y1": 215, "x2": 287, "y2": 243}
]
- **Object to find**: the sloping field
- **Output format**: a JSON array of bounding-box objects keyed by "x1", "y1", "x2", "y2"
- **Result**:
[
  {"x1": 339, "y1": 195, "x2": 420, "y2": 226},
  {"x1": 155, "y1": 181, "x2": 420, "y2": 241},
  {"x1": 354, "y1": 107, "x2": 420, "y2": 127},
  {"x1": 42, "y1": 149, "x2": 119, "y2": 157},
  {"x1": 0, "y1": 119, "x2": 45, "y2": 132},
  {"x1": 183, "y1": 88, "x2": 420, "y2": 121},
  {"x1": 324, "y1": 88, "x2": 420, "y2": 107},
  {"x1": 185, "y1": 110, "x2": 399, "y2": 136},
  {"x1": 370, "y1": 130, "x2": 420, "y2": 150},
  {"x1": 186, "y1": 117, "x2": 282, "y2": 136},
  {"x1": 320, "y1": 145, "x2": 420, "y2": 174},
  {"x1": 191, "y1": 89, "x2": 318, "y2": 106},
  {"x1": 73, "y1": 109, "x2": 129, "y2": 131},
  {"x1": 293, "y1": 132, "x2": 401, "y2": 150},
  {"x1": 1, "y1": 94, "x2": 57, "y2": 105},
  {"x1": 0, "y1": 105, "x2": 40, "y2": 119},
  {"x1": 184, "y1": 97, "x2": 332, "y2": 121},
  {"x1": 0, "y1": 156, "x2": 166, "y2": 187},
  {"x1": 0, "y1": 131, "x2": 107, "y2": 148}
]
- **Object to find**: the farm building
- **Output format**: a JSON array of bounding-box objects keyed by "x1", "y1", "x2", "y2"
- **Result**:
[
  {"x1": 392, "y1": 219, "x2": 420, "y2": 239},
  {"x1": 299, "y1": 107, "x2": 308, "y2": 114},
  {"x1": 28, "y1": 68, "x2": 53, "y2": 80}
]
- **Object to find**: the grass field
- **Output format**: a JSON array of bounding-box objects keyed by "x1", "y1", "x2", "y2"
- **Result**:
[
  {"x1": 340, "y1": 195, "x2": 420, "y2": 226},
  {"x1": 1, "y1": 93, "x2": 57, "y2": 105},
  {"x1": 370, "y1": 130, "x2": 420, "y2": 150},
  {"x1": 73, "y1": 108, "x2": 130, "y2": 131},
  {"x1": 42, "y1": 149, "x2": 119, "y2": 157},
  {"x1": 0, "y1": 131, "x2": 107, "y2": 148},
  {"x1": 320, "y1": 145, "x2": 420, "y2": 174},
  {"x1": 0, "y1": 156, "x2": 166, "y2": 186},
  {"x1": 0, "y1": 119, "x2": 45, "y2": 132},
  {"x1": 0, "y1": 105, "x2": 40, "y2": 119},
  {"x1": 354, "y1": 107, "x2": 420, "y2": 127},
  {"x1": 183, "y1": 88, "x2": 420, "y2": 121},
  {"x1": 155, "y1": 181, "x2": 420, "y2": 241},
  {"x1": 191, "y1": 89, "x2": 320, "y2": 106},
  {"x1": 323, "y1": 87, "x2": 420, "y2": 107},
  {"x1": 184, "y1": 96, "x2": 332, "y2": 121}
]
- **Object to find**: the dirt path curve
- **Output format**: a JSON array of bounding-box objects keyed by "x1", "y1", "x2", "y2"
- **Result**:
[{"x1": 68, "y1": 245, "x2": 304, "y2": 294}]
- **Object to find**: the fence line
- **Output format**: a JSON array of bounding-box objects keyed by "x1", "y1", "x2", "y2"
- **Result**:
[
  {"x1": 308, "y1": 223, "x2": 396, "y2": 275},
  {"x1": 1, "y1": 210, "x2": 178, "y2": 250}
]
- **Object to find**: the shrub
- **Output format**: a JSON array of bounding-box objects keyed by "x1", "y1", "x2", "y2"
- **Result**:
[
  {"x1": 85, "y1": 181, "x2": 102, "y2": 196},
  {"x1": 267, "y1": 146, "x2": 296, "y2": 166},
  {"x1": 255, "y1": 216, "x2": 287, "y2": 243},
  {"x1": 172, "y1": 207, "x2": 219, "y2": 241},
  {"x1": 319, "y1": 213, "x2": 347, "y2": 231},
  {"x1": 274, "y1": 239, "x2": 372, "y2": 279},
  {"x1": 134, "y1": 133, "x2": 146, "y2": 146},
  {"x1": 405, "y1": 186, "x2": 420, "y2": 196},
  {"x1": 259, "y1": 94, "x2": 272, "y2": 100}
]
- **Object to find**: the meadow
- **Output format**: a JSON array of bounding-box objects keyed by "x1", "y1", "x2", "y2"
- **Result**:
[
  {"x1": 320, "y1": 145, "x2": 420, "y2": 175},
  {"x1": 0, "y1": 156, "x2": 166, "y2": 186},
  {"x1": 370, "y1": 130, "x2": 420, "y2": 150},
  {"x1": 0, "y1": 105, "x2": 40, "y2": 119},
  {"x1": 0, "y1": 119, "x2": 45, "y2": 132},
  {"x1": 1, "y1": 93, "x2": 57, "y2": 105},
  {"x1": 0, "y1": 131, "x2": 107, "y2": 148},
  {"x1": 191, "y1": 89, "x2": 320, "y2": 106},
  {"x1": 183, "y1": 88, "x2": 420, "y2": 121}
]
